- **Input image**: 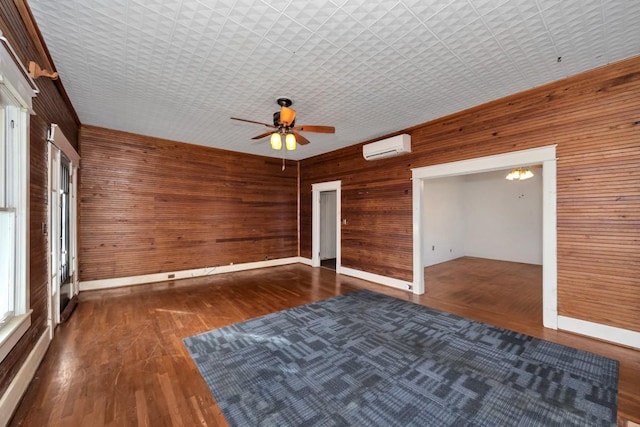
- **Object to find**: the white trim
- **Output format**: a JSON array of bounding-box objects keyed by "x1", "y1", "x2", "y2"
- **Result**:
[
  {"x1": 0, "y1": 325, "x2": 50, "y2": 427},
  {"x1": 80, "y1": 257, "x2": 304, "y2": 291},
  {"x1": 311, "y1": 181, "x2": 341, "y2": 269},
  {"x1": 412, "y1": 177, "x2": 424, "y2": 295},
  {"x1": 48, "y1": 124, "x2": 80, "y2": 165},
  {"x1": 412, "y1": 145, "x2": 558, "y2": 329},
  {"x1": 47, "y1": 131, "x2": 79, "y2": 330},
  {"x1": 339, "y1": 266, "x2": 413, "y2": 291},
  {"x1": 0, "y1": 311, "x2": 31, "y2": 364},
  {"x1": 0, "y1": 32, "x2": 39, "y2": 112},
  {"x1": 0, "y1": 51, "x2": 34, "y2": 356},
  {"x1": 297, "y1": 257, "x2": 313, "y2": 266},
  {"x1": 541, "y1": 159, "x2": 558, "y2": 329},
  {"x1": 48, "y1": 146, "x2": 60, "y2": 326},
  {"x1": 411, "y1": 145, "x2": 557, "y2": 180},
  {"x1": 46, "y1": 142, "x2": 54, "y2": 339},
  {"x1": 557, "y1": 316, "x2": 640, "y2": 349}
]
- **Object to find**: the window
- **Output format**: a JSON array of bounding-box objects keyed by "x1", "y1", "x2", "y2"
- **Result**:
[
  {"x1": 0, "y1": 35, "x2": 37, "y2": 362},
  {"x1": 1, "y1": 87, "x2": 25, "y2": 322}
]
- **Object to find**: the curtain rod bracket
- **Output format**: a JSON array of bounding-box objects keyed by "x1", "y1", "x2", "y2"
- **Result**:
[{"x1": 28, "y1": 61, "x2": 58, "y2": 80}]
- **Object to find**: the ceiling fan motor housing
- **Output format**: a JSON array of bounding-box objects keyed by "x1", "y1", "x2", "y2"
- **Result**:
[{"x1": 273, "y1": 111, "x2": 295, "y2": 128}]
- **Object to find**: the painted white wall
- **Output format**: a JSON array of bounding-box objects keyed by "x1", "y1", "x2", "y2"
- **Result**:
[
  {"x1": 463, "y1": 169, "x2": 542, "y2": 265},
  {"x1": 320, "y1": 191, "x2": 337, "y2": 259},
  {"x1": 423, "y1": 176, "x2": 465, "y2": 266},
  {"x1": 421, "y1": 169, "x2": 542, "y2": 267}
]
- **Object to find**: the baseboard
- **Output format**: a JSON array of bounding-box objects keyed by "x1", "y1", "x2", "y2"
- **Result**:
[
  {"x1": 0, "y1": 326, "x2": 51, "y2": 427},
  {"x1": 297, "y1": 257, "x2": 313, "y2": 266},
  {"x1": 80, "y1": 257, "x2": 306, "y2": 291},
  {"x1": 339, "y1": 266, "x2": 413, "y2": 292},
  {"x1": 557, "y1": 315, "x2": 640, "y2": 350}
]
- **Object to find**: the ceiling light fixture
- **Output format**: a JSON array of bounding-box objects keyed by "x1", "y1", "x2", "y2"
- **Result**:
[
  {"x1": 231, "y1": 98, "x2": 335, "y2": 154},
  {"x1": 270, "y1": 131, "x2": 297, "y2": 151},
  {"x1": 285, "y1": 133, "x2": 296, "y2": 151},
  {"x1": 506, "y1": 167, "x2": 534, "y2": 181},
  {"x1": 270, "y1": 132, "x2": 282, "y2": 150}
]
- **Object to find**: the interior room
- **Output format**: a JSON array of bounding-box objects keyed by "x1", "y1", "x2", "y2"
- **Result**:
[
  {"x1": 422, "y1": 168, "x2": 543, "y2": 326},
  {"x1": 1, "y1": 0, "x2": 639, "y2": 425}
]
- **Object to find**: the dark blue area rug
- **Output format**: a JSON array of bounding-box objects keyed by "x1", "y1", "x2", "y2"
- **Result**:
[{"x1": 184, "y1": 290, "x2": 618, "y2": 426}]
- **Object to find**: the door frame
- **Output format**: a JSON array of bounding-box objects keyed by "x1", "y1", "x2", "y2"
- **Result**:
[
  {"x1": 319, "y1": 190, "x2": 337, "y2": 261},
  {"x1": 47, "y1": 124, "x2": 80, "y2": 334},
  {"x1": 311, "y1": 180, "x2": 341, "y2": 270},
  {"x1": 411, "y1": 145, "x2": 557, "y2": 329}
]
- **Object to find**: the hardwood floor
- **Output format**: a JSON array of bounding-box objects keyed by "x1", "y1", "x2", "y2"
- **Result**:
[
  {"x1": 424, "y1": 256, "x2": 542, "y2": 331},
  {"x1": 9, "y1": 262, "x2": 640, "y2": 426}
]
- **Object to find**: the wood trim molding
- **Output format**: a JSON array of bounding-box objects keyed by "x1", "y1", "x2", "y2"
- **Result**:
[
  {"x1": 557, "y1": 316, "x2": 640, "y2": 350},
  {"x1": 79, "y1": 257, "x2": 306, "y2": 291},
  {"x1": 0, "y1": 326, "x2": 51, "y2": 426},
  {"x1": 311, "y1": 180, "x2": 341, "y2": 268},
  {"x1": 48, "y1": 124, "x2": 80, "y2": 164},
  {"x1": 411, "y1": 145, "x2": 559, "y2": 330},
  {"x1": 339, "y1": 266, "x2": 413, "y2": 291}
]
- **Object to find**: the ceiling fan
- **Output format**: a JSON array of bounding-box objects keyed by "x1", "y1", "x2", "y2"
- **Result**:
[{"x1": 231, "y1": 98, "x2": 335, "y2": 151}]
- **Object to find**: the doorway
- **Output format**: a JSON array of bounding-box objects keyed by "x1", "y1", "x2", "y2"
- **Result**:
[
  {"x1": 311, "y1": 180, "x2": 341, "y2": 271},
  {"x1": 58, "y1": 155, "x2": 72, "y2": 315},
  {"x1": 48, "y1": 124, "x2": 80, "y2": 331},
  {"x1": 411, "y1": 145, "x2": 558, "y2": 329},
  {"x1": 319, "y1": 190, "x2": 337, "y2": 270}
]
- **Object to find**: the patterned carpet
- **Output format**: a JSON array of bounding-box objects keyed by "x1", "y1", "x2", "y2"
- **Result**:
[{"x1": 184, "y1": 290, "x2": 618, "y2": 426}]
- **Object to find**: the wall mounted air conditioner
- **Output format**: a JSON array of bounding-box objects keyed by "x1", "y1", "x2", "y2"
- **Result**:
[{"x1": 362, "y1": 134, "x2": 411, "y2": 160}]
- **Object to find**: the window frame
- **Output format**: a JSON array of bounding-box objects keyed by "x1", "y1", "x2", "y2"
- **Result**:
[{"x1": 0, "y1": 33, "x2": 38, "y2": 363}]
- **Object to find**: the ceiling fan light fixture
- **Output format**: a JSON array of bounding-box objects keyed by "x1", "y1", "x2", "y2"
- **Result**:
[
  {"x1": 285, "y1": 133, "x2": 296, "y2": 150},
  {"x1": 280, "y1": 106, "x2": 296, "y2": 126},
  {"x1": 521, "y1": 169, "x2": 534, "y2": 180},
  {"x1": 270, "y1": 132, "x2": 282, "y2": 150},
  {"x1": 231, "y1": 98, "x2": 336, "y2": 155},
  {"x1": 506, "y1": 167, "x2": 534, "y2": 181}
]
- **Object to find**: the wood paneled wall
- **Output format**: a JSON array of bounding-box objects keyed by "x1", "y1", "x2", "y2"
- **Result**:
[
  {"x1": 301, "y1": 148, "x2": 414, "y2": 280},
  {"x1": 0, "y1": 1, "x2": 79, "y2": 398},
  {"x1": 300, "y1": 55, "x2": 640, "y2": 333},
  {"x1": 79, "y1": 126, "x2": 298, "y2": 281}
]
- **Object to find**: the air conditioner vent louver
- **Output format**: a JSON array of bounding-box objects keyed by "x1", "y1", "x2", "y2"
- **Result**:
[{"x1": 363, "y1": 134, "x2": 411, "y2": 160}]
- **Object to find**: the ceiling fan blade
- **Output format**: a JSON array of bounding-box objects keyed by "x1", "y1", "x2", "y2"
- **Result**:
[
  {"x1": 231, "y1": 117, "x2": 276, "y2": 128},
  {"x1": 280, "y1": 106, "x2": 296, "y2": 126},
  {"x1": 293, "y1": 125, "x2": 335, "y2": 134},
  {"x1": 293, "y1": 132, "x2": 310, "y2": 145},
  {"x1": 251, "y1": 131, "x2": 274, "y2": 140}
]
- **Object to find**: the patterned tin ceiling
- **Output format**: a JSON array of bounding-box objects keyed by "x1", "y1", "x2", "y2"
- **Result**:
[{"x1": 28, "y1": 0, "x2": 640, "y2": 159}]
